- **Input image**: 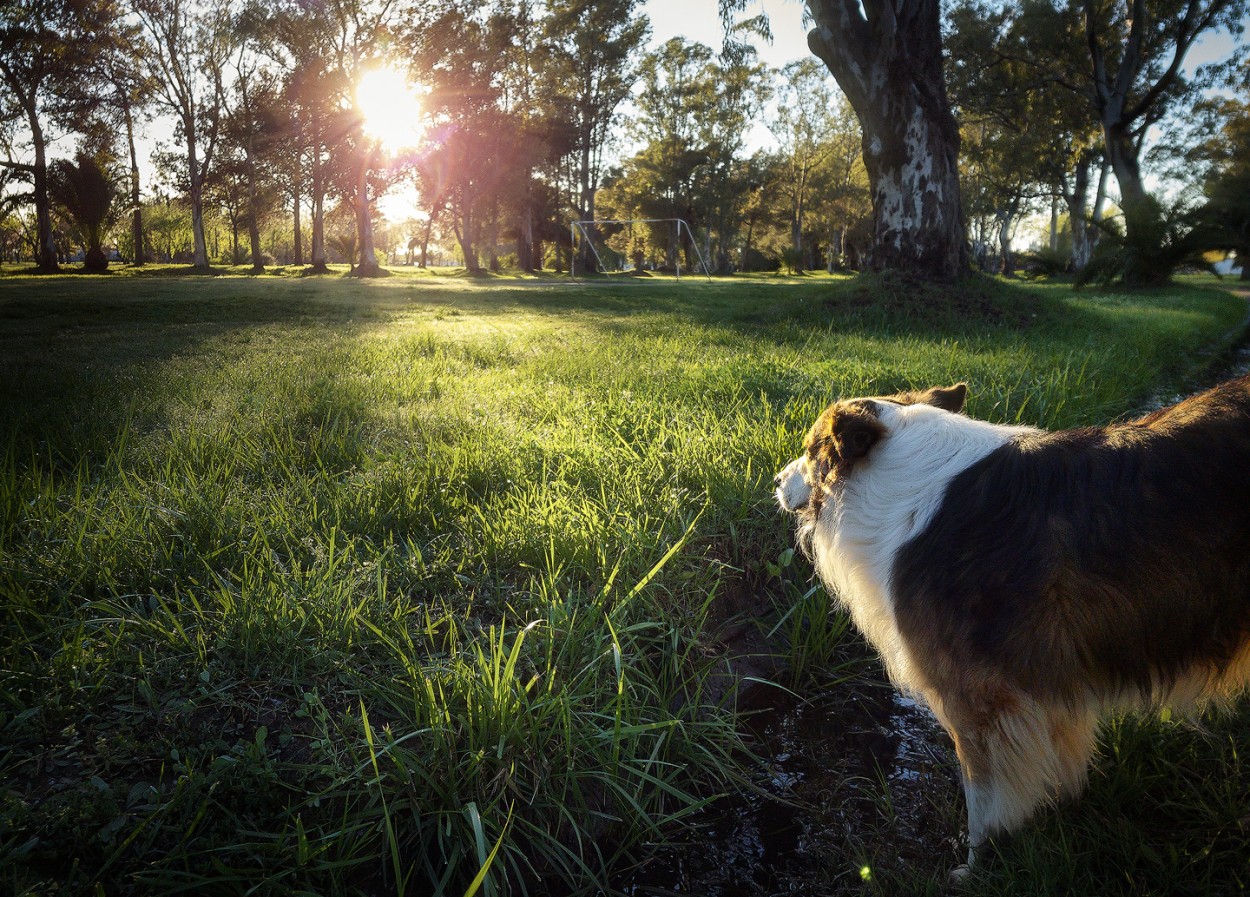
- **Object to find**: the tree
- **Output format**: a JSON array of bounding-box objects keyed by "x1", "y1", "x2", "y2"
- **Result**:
[
  {"x1": 494, "y1": 0, "x2": 566, "y2": 273},
  {"x1": 405, "y1": 1, "x2": 518, "y2": 273},
  {"x1": 947, "y1": 0, "x2": 1094, "y2": 274},
  {"x1": 0, "y1": 0, "x2": 118, "y2": 272},
  {"x1": 695, "y1": 43, "x2": 769, "y2": 272},
  {"x1": 133, "y1": 0, "x2": 236, "y2": 270},
  {"x1": 47, "y1": 149, "x2": 121, "y2": 271},
  {"x1": 600, "y1": 37, "x2": 767, "y2": 273},
  {"x1": 268, "y1": 0, "x2": 339, "y2": 272},
  {"x1": 97, "y1": 24, "x2": 156, "y2": 266},
  {"x1": 324, "y1": 1, "x2": 400, "y2": 277},
  {"x1": 1189, "y1": 96, "x2": 1250, "y2": 279},
  {"x1": 541, "y1": 0, "x2": 649, "y2": 270},
  {"x1": 769, "y1": 59, "x2": 845, "y2": 273},
  {"x1": 611, "y1": 37, "x2": 718, "y2": 269},
  {"x1": 1079, "y1": 0, "x2": 1247, "y2": 285},
  {"x1": 805, "y1": 91, "x2": 872, "y2": 271},
  {"x1": 737, "y1": 0, "x2": 968, "y2": 281},
  {"x1": 269, "y1": 0, "x2": 400, "y2": 277}
]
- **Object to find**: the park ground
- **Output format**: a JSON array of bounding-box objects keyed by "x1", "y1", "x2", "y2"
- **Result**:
[{"x1": 1, "y1": 265, "x2": 1248, "y2": 896}]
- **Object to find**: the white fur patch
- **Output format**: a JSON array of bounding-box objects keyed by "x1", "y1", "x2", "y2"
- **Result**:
[{"x1": 794, "y1": 401, "x2": 1036, "y2": 690}]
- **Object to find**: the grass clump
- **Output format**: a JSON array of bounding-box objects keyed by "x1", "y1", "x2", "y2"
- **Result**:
[{"x1": 1, "y1": 269, "x2": 1247, "y2": 895}]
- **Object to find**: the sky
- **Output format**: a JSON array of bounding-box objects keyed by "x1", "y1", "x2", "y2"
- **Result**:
[
  {"x1": 645, "y1": 1, "x2": 1239, "y2": 74},
  {"x1": 641, "y1": 0, "x2": 811, "y2": 68}
]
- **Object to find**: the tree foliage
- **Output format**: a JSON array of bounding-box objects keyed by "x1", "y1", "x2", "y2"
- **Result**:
[{"x1": 1, "y1": 0, "x2": 1245, "y2": 285}]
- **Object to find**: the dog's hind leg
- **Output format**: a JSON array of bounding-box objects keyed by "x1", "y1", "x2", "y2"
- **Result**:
[{"x1": 945, "y1": 698, "x2": 1099, "y2": 869}]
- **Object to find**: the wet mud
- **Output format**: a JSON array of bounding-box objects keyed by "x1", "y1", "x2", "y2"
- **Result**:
[{"x1": 618, "y1": 666, "x2": 964, "y2": 896}]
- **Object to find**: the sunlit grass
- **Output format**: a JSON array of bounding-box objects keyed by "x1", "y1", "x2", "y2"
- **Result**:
[{"x1": 1, "y1": 270, "x2": 1246, "y2": 895}]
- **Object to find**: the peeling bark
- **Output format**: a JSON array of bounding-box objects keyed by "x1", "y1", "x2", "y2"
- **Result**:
[{"x1": 806, "y1": 0, "x2": 966, "y2": 281}]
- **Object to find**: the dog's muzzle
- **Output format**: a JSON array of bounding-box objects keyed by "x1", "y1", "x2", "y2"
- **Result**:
[{"x1": 774, "y1": 458, "x2": 812, "y2": 512}]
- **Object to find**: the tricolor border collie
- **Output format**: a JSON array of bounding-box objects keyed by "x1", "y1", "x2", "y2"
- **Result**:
[{"x1": 774, "y1": 377, "x2": 1250, "y2": 870}]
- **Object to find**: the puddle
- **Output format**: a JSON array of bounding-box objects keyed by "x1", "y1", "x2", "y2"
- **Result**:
[{"x1": 616, "y1": 669, "x2": 963, "y2": 895}]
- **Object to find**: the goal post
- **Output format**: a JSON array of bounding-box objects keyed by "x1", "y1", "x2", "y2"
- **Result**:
[{"x1": 570, "y1": 218, "x2": 713, "y2": 281}]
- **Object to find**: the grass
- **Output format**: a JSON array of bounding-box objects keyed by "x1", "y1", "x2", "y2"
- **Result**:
[{"x1": 1, "y1": 265, "x2": 1248, "y2": 895}]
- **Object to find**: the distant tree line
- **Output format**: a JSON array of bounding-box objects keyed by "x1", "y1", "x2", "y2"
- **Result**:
[{"x1": 1, "y1": 0, "x2": 1246, "y2": 285}]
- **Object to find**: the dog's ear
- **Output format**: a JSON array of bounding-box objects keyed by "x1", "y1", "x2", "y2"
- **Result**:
[
  {"x1": 815, "y1": 407, "x2": 886, "y2": 478},
  {"x1": 922, "y1": 383, "x2": 968, "y2": 413}
]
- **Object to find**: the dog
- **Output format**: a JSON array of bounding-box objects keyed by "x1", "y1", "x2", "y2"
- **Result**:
[{"x1": 774, "y1": 378, "x2": 1250, "y2": 870}]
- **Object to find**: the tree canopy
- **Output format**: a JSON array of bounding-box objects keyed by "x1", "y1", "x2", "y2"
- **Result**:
[{"x1": 0, "y1": 0, "x2": 1245, "y2": 285}]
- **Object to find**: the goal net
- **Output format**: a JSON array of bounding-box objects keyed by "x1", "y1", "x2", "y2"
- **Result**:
[{"x1": 570, "y1": 218, "x2": 712, "y2": 280}]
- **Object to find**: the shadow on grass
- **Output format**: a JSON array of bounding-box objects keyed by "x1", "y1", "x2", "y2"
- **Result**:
[{"x1": 1, "y1": 271, "x2": 1238, "y2": 473}]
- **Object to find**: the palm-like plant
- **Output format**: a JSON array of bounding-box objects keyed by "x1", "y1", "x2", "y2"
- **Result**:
[{"x1": 47, "y1": 151, "x2": 120, "y2": 272}]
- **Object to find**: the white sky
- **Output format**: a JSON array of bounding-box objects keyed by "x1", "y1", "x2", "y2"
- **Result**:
[{"x1": 642, "y1": 0, "x2": 811, "y2": 67}]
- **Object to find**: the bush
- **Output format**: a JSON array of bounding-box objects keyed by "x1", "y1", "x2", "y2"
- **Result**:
[
  {"x1": 740, "y1": 247, "x2": 779, "y2": 273},
  {"x1": 1077, "y1": 198, "x2": 1219, "y2": 289},
  {"x1": 1021, "y1": 248, "x2": 1069, "y2": 280}
]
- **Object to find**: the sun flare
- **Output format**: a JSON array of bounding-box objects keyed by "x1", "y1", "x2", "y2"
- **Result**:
[{"x1": 356, "y1": 65, "x2": 426, "y2": 151}]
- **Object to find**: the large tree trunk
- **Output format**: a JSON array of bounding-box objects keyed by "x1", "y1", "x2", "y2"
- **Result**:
[
  {"x1": 121, "y1": 94, "x2": 145, "y2": 266},
  {"x1": 185, "y1": 127, "x2": 211, "y2": 270},
  {"x1": 807, "y1": 0, "x2": 967, "y2": 282},
  {"x1": 30, "y1": 125, "x2": 58, "y2": 273},
  {"x1": 292, "y1": 173, "x2": 303, "y2": 266},
  {"x1": 309, "y1": 116, "x2": 329, "y2": 273},
  {"x1": 354, "y1": 141, "x2": 381, "y2": 277}
]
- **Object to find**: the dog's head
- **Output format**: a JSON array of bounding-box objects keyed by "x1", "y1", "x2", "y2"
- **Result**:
[{"x1": 774, "y1": 383, "x2": 969, "y2": 518}]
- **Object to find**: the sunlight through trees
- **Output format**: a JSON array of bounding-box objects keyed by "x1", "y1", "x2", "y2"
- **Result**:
[{"x1": 0, "y1": 0, "x2": 1246, "y2": 283}]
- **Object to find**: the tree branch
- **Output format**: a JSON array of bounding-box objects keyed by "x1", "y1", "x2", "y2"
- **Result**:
[{"x1": 1123, "y1": 0, "x2": 1220, "y2": 125}]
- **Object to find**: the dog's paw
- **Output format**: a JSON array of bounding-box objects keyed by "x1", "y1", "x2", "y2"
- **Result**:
[{"x1": 946, "y1": 863, "x2": 973, "y2": 888}]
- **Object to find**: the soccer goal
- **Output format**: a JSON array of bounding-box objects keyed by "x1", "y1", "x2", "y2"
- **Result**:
[{"x1": 570, "y1": 218, "x2": 713, "y2": 281}]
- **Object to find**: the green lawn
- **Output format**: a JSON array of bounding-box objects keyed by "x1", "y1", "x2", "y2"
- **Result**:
[{"x1": 1, "y1": 267, "x2": 1247, "y2": 896}]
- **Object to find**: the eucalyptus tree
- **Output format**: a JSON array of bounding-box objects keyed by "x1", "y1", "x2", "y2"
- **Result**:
[
  {"x1": 260, "y1": 0, "x2": 399, "y2": 275},
  {"x1": 268, "y1": 0, "x2": 337, "y2": 271},
  {"x1": 132, "y1": 0, "x2": 237, "y2": 270},
  {"x1": 224, "y1": 4, "x2": 282, "y2": 272},
  {"x1": 599, "y1": 37, "x2": 766, "y2": 271},
  {"x1": 403, "y1": 0, "x2": 522, "y2": 272},
  {"x1": 804, "y1": 0, "x2": 966, "y2": 279},
  {"x1": 95, "y1": 23, "x2": 156, "y2": 266},
  {"x1": 0, "y1": 0, "x2": 119, "y2": 272},
  {"x1": 946, "y1": 0, "x2": 1098, "y2": 273},
  {"x1": 540, "y1": 0, "x2": 649, "y2": 269},
  {"x1": 315, "y1": 0, "x2": 399, "y2": 277},
  {"x1": 691, "y1": 42, "x2": 768, "y2": 271},
  {"x1": 622, "y1": 37, "x2": 718, "y2": 267},
  {"x1": 495, "y1": 0, "x2": 566, "y2": 271},
  {"x1": 768, "y1": 58, "x2": 849, "y2": 273},
  {"x1": 1078, "y1": 0, "x2": 1247, "y2": 284},
  {"x1": 807, "y1": 90, "x2": 871, "y2": 271},
  {"x1": 718, "y1": 0, "x2": 968, "y2": 280}
]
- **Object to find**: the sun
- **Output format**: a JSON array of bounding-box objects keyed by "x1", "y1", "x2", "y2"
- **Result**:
[{"x1": 356, "y1": 65, "x2": 426, "y2": 151}]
